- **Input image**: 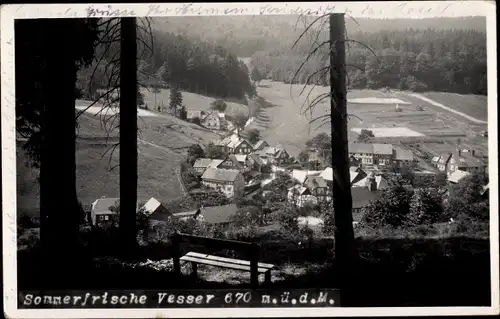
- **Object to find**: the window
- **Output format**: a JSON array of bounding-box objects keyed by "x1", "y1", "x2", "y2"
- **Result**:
[{"x1": 104, "y1": 215, "x2": 109, "y2": 221}]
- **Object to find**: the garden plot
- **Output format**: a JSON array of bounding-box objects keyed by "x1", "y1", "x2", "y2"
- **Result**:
[
  {"x1": 75, "y1": 104, "x2": 161, "y2": 118},
  {"x1": 349, "y1": 97, "x2": 411, "y2": 105},
  {"x1": 351, "y1": 127, "x2": 425, "y2": 138}
]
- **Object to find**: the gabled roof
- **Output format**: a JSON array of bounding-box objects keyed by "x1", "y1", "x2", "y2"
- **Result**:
[
  {"x1": 372, "y1": 144, "x2": 393, "y2": 155},
  {"x1": 248, "y1": 153, "x2": 265, "y2": 165},
  {"x1": 91, "y1": 197, "x2": 119, "y2": 215},
  {"x1": 234, "y1": 154, "x2": 248, "y2": 163},
  {"x1": 199, "y1": 204, "x2": 238, "y2": 224},
  {"x1": 201, "y1": 168, "x2": 242, "y2": 182},
  {"x1": 252, "y1": 140, "x2": 268, "y2": 150},
  {"x1": 394, "y1": 147, "x2": 414, "y2": 161},
  {"x1": 320, "y1": 167, "x2": 333, "y2": 182},
  {"x1": 304, "y1": 175, "x2": 328, "y2": 189},
  {"x1": 352, "y1": 175, "x2": 388, "y2": 190},
  {"x1": 292, "y1": 169, "x2": 322, "y2": 184},
  {"x1": 447, "y1": 170, "x2": 471, "y2": 183},
  {"x1": 451, "y1": 151, "x2": 485, "y2": 168},
  {"x1": 222, "y1": 155, "x2": 244, "y2": 169},
  {"x1": 208, "y1": 159, "x2": 224, "y2": 168},
  {"x1": 193, "y1": 158, "x2": 216, "y2": 168},
  {"x1": 142, "y1": 197, "x2": 167, "y2": 217},
  {"x1": 349, "y1": 143, "x2": 373, "y2": 154}
]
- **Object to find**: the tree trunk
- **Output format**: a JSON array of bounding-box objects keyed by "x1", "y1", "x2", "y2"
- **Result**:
[
  {"x1": 119, "y1": 18, "x2": 138, "y2": 258},
  {"x1": 39, "y1": 19, "x2": 81, "y2": 283},
  {"x1": 329, "y1": 13, "x2": 356, "y2": 305}
]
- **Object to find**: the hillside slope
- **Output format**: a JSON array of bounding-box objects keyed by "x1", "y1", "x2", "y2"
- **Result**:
[{"x1": 17, "y1": 102, "x2": 221, "y2": 217}]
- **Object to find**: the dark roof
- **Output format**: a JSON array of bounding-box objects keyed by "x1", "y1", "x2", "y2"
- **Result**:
[
  {"x1": 452, "y1": 151, "x2": 485, "y2": 168},
  {"x1": 201, "y1": 168, "x2": 242, "y2": 182},
  {"x1": 252, "y1": 140, "x2": 268, "y2": 149},
  {"x1": 199, "y1": 204, "x2": 238, "y2": 224},
  {"x1": 351, "y1": 187, "x2": 380, "y2": 209}
]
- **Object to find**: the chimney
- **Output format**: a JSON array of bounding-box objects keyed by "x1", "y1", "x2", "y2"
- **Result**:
[
  {"x1": 366, "y1": 172, "x2": 377, "y2": 192},
  {"x1": 458, "y1": 149, "x2": 462, "y2": 157},
  {"x1": 471, "y1": 149, "x2": 476, "y2": 156}
]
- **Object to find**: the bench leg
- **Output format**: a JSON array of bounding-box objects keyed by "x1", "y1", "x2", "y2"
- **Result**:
[
  {"x1": 191, "y1": 262, "x2": 198, "y2": 279},
  {"x1": 265, "y1": 270, "x2": 271, "y2": 284}
]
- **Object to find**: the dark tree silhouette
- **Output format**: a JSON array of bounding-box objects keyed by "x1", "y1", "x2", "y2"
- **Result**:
[
  {"x1": 16, "y1": 19, "x2": 100, "y2": 272},
  {"x1": 357, "y1": 129, "x2": 375, "y2": 143}
]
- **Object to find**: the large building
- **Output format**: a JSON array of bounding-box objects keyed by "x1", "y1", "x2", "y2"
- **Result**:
[
  {"x1": 349, "y1": 143, "x2": 394, "y2": 166},
  {"x1": 201, "y1": 168, "x2": 245, "y2": 198},
  {"x1": 433, "y1": 148, "x2": 487, "y2": 177}
]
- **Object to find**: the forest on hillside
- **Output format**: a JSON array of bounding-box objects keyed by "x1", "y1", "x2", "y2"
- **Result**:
[
  {"x1": 251, "y1": 28, "x2": 487, "y2": 95},
  {"x1": 77, "y1": 25, "x2": 255, "y2": 102},
  {"x1": 152, "y1": 16, "x2": 487, "y2": 95}
]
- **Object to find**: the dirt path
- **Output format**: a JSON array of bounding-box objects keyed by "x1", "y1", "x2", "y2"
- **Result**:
[{"x1": 405, "y1": 93, "x2": 487, "y2": 125}]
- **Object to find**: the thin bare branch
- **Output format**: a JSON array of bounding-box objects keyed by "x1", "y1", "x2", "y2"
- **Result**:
[{"x1": 292, "y1": 14, "x2": 330, "y2": 49}]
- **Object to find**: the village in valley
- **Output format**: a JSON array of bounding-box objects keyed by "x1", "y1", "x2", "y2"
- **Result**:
[
  {"x1": 88, "y1": 91, "x2": 489, "y2": 237},
  {"x1": 15, "y1": 12, "x2": 491, "y2": 306}
]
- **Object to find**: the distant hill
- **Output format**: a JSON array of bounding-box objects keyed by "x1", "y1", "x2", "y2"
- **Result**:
[
  {"x1": 17, "y1": 103, "x2": 220, "y2": 217},
  {"x1": 151, "y1": 16, "x2": 486, "y2": 56}
]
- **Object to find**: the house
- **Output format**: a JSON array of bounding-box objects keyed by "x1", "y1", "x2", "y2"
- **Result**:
[
  {"x1": 192, "y1": 158, "x2": 223, "y2": 174},
  {"x1": 215, "y1": 134, "x2": 254, "y2": 154},
  {"x1": 256, "y1": 146, "x2": 291, "y2": 165},
  {"x1": 202, "y1": 111, "x2": 231, "y2": 132},
  {"x1": 351, "y1": 181, "x2": 381, "y2": 216},
  {"x1": 393, "y1": 147, "x2": 416, "y2": 166},
  {"x1": 292, "y1": 169, "x2": 322, "y2": 184},
  {"x1": 287, "y1": 185, "x2": 317, "y2": 207},
  {"x1": 218, "y1": 154, "x2": 244, "y2": 171},
  {"x1": 234, "y1": 154, "x2": 251, "y2": 171},
  {"x1": 186, "y1": 110, "x2": 208, "y2": 122},
  {"x1": 349, "y1": 143, "x2": 376, "y2": 165},
  {"x1": 142, "y1": 197, "x2": 171, "y2": 219},
  {"x1": 319, "y1": 167, "x2": 367, "y2": 186},
  {"x1": 303, "y1": 175, "x2": 329, "y2": 200},
  {"x1": 195, "y1": 204, "x2": 239, "y2": 228},
  {"x1": 349, "y1": 143, "x2": 395, "y2": 166},
  {"x1": 372, "y1": 144, "x2": 394, "y2": 166},
  {"x1": 246, "y1": 153, "x2": 265, "y2": 172},
  {"x1": 252, "y1": 139, "x2": 269, "y2": 152},
  {"x1": 352, "y1": 172, "x2": 388, "y2": 190},
  {"x1": 90, "y1": 197, "x2": 119, "y2": 225},
  {"x1": 201, "y1": 168, "x2": 245, "y2": 198},
  {"x1": 436, "y1": 149, "x2": 487, "y2": 176}
]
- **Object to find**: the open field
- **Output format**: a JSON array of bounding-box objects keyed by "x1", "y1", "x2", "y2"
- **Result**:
[
  {"x1": 17, "y1": 102, "x2": 221, "y2": 216},
  {"x1": 420, "y1": 92, "x2": 488, "y2": 122},
  {"x1": 140, "y1": 88, "x2": 249, "y2": 118},
  {"x1": 246, "y1": 80, "x2": 488, "y2": 157}
]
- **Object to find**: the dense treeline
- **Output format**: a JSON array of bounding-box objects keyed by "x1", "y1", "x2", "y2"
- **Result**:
[
  {"x1": 250, "y1": 28, "x2": 487, "y2": 95},
  {"x1": 152, "y1": 16, "x2": 486, "y2": 57},
  {"x1": 77, "y1": 27, "x2": 255, "y2": 102}
]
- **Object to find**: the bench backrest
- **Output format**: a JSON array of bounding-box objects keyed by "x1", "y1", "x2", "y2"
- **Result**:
[{"x1": 171, "y1": 233, "x2": 261, "y2": 288}]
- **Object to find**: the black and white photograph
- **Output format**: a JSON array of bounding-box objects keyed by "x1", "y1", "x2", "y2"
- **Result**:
[{"x1": 2, "y1": 1, "x2": 498, "y2": 318}]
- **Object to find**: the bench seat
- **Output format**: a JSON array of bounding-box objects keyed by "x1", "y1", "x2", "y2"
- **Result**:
[{"x1": 180, "y1": 252, "x2": 274, "y2": 282}]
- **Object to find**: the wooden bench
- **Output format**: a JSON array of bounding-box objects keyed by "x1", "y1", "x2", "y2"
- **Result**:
[{"x1": 171, "y1": 233, "x2": 274, "y2": 288}]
